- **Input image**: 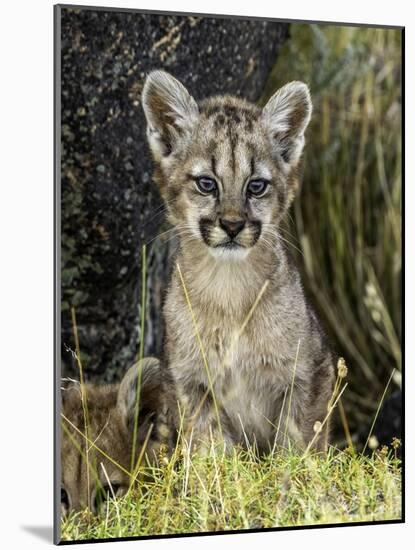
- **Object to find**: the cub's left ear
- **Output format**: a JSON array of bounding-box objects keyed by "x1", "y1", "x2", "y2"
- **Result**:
[{"x1": 262, "y1": 81, "x2": 312, "y2": 169}]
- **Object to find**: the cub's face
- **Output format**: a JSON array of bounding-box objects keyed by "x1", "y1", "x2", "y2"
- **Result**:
[
  {"x1": 61, "y1": 358, "x2": 175, "y2": 515},
  {"x1": 142, "y1": 71, "x2": 312, "y2": 259},
  {"x1": 167, "y1": 101, "x2": 281, "y2": 260}
]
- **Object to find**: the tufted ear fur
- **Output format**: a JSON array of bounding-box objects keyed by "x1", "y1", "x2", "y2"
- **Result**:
[
  {"x1": 262, "y1": 81, "x2": 312, "y2": 169},
  {"x1": 142, "y1": 70, "x2": 199, "y2": 162},
  {"x1": 117, "y1": 357, "x2": 165, "y2": 429}
]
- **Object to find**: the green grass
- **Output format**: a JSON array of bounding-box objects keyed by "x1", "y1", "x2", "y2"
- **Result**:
[{"x1": 61, "y1": 444, "x2": 401, "y2": 541}]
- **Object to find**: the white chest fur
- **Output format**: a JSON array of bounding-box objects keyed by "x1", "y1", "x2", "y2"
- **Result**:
[{"x1": 181, "y1": 321, "x2": 290, "y2": 448}]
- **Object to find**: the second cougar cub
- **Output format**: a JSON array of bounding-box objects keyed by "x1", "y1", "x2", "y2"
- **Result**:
[
  {"x1": 61, "y1": 358, "x2": 177, "y2": 514},
  {"x1": 142, "y1": 70, "x2": 335, "y2": 454}
]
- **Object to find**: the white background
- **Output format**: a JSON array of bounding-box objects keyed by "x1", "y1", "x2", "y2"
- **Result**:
[{"x1": 0, "y1": 0, "x2": 411, "y2": 547}]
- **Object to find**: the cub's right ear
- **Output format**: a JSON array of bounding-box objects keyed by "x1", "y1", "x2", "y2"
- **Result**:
[
  {"x1": 262, "y1": 81, "x2": 312, "y2": 170},
  {"x1": 117, "y1": 357, "x2": 165, "y2": 429},
  {"x1": 141, "y1": 71, "x2": 199, "y2": 162}
]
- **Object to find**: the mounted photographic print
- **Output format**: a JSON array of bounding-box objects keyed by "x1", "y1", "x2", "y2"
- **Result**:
[{"x1": 54, "y1": 4, "x2": 404, "y2": 544}]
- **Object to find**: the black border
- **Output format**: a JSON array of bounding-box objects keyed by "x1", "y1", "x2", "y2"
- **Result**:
[
  {"x1": 56, "y1": 3, "x2": 403, "y2": 29},
  {"x1": 54, "y1": 4, "x2": 62, "y2": 545},
  {"x1": 54, "y1": 4, "x2": 405, "y2": 545},
  {"x1": 58, "y1": 519, "x2": 402, "y2": 546},
  {"x1": 400, "y1": 25, "x2": 405, "y2": 532}
]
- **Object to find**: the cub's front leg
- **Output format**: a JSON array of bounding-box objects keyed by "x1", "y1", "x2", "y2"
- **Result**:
[{"x1": 287, "y1": 360, "x2": 335, "y2": 453}]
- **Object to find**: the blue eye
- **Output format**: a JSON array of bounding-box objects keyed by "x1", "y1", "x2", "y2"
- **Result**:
[
  {"x1": 247, "y1": 179, "x2": 268, "y2": 196},
  {"x1": 196, "y1": 177, "x2": 217, "y2": 194}
]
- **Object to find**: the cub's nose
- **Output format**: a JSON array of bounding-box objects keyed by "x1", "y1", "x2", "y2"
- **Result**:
[{"x1": 219, "y1": 218, "x2": 246, "y2": 238}]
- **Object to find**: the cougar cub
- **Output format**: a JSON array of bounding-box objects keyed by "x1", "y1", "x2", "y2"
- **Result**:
[
  {"x1": 61, "y1": 358, "x2": 176, "y2": 514},
  {"x1": 142, "y1": 71, "x2": 335, "y2": 454}
]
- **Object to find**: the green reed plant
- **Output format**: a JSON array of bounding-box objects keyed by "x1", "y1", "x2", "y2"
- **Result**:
[{"x1": 263, "y1": 25, "x2": 402, "y2": 435}]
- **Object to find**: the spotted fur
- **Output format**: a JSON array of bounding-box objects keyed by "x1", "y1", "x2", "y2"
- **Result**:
[{"x1": 142, "y1": 71, "x2": 335, "y2": 454}]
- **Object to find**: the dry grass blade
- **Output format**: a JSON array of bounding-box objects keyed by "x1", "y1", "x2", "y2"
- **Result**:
[
  {"x1": 100, "y1": 462, "x2": 122, "y2": 537},
  {"x1": 131, "y1": 244, "x2": 147, "y2": 472},
  {"x1": 362, "y1": 369, "x2": 396, "y2": 454},
  {"x1": 61, "y1": 413, "x2": 132, "y2": 478},
  {"x1": 176, "y1": 261, "x2": 223, "y2": 441},
  {"x1": 284, "y1": 339, "x2": 301, "y2": 446},
  {"x1": 338, "y1": 398, "x2": 354, "y2": 450},
  {"x1": 61, "y1": 420, "x2": 102, "y2": 490},
  {"x1": 71, "y1": 306, "x2": 91, "y2": 509},
  {"x1": 128, "y1": 422, "x2": 154, "y2": 490}
]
